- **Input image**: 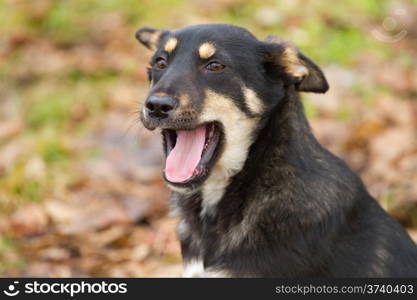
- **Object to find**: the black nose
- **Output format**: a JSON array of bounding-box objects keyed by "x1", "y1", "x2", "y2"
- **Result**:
[{"x1": 145, "y1": 95, "x2": 178, "y2": 119}]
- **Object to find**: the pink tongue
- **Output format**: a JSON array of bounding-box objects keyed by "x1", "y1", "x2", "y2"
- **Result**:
[{"x1": 165, "y1": 126, "x2": 206, "y2": 183}]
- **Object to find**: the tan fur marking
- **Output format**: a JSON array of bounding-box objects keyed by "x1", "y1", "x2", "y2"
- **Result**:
[
  {"x1": 280, "y1": 45, "x2": 308, "y2": 79},
  {"x1": 243, "y1": 87, "x2": 263, "y2": 115},
  {"x1": 154, "y1": 92, "x2": 168, "y2": 97},
  {"x1": 198, "y1": 42, "x2": 216, "y2": 59},
  {"x1": 178, "y1": 94, "x2": 190, "y2": 109},
  {"x1": 199, "y1": 90, "x2": 257, "y2": 177},
  {"x1": 265, "y1": 37, "x2": 308, "y2": 79},
  {"x1": 199, "y1": 90, "x2": 259, "y2": 215},
  {"x1": 141, "y1": 31, "x2": 162, "y2": 51},
  {"x1": 164, "y1": 37, "x2": 178, "y2": 53}
]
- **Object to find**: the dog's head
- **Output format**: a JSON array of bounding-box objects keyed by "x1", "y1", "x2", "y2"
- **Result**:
[{"x1": 135, "y1": 24, "x2": 328, "y2": 191}]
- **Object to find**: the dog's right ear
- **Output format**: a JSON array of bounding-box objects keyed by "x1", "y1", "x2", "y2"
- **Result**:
[{"x1": 135, "y1": 27, "x2": 169, "y2": 51}]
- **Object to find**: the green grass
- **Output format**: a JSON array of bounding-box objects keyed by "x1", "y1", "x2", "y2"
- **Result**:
[
  {"x1": 0, "y1": 236, "x2": 25, "y2": 273},
  {"x1": 303, "y1": 100, "x2": 319, "y2": 120}
]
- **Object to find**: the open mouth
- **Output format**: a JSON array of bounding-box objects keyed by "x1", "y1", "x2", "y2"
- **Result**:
[{"x1": 162, "y1": 122, "x2": 222, "y2": 187}]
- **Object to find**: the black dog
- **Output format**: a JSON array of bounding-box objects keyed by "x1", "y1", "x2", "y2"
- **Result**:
[{"x1": 135, "y1": 24, "x2": 417, "y2": 277}]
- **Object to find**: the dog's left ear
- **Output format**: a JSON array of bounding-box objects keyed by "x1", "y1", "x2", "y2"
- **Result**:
[
  {"x1": 261, "y1": 39, "x2": 329, "y2": 93},
  {"x1": 135, "y1": 27, "x2": 169, "y2": 51}
]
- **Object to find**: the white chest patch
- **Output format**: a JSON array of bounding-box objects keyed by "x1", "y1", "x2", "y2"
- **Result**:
[
  {"x1": 183, "y1": 260, "x2": 205, "y2": 278},
  {"x1": 183, "y1": 260, "x2": 231, "y2": 278}
]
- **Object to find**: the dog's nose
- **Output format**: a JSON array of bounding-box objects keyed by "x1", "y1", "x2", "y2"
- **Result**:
[{"x1": 145, "y1": 95, "x2": 178, "y2": 119}]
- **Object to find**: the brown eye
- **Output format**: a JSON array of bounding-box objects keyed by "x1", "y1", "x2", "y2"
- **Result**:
[
  {"x1": 155, "y1": 58, "x2": 167, "y2": 69},
  {"x1": 206, "y1": 61, "x2": 225, "y2": 72}
]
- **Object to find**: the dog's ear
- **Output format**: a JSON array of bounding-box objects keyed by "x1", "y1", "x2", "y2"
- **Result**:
[
  {"x1": 261, "y1": 38, "x2": 329, "y2": 93},
  {"x1": 135, "y1": 27, "x2": 169, "y2": 51}
]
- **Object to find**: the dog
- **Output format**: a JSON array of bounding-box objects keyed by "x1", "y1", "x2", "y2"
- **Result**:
[{"x1": 135, "y1": 24, "x2": 417, "y2": 277}]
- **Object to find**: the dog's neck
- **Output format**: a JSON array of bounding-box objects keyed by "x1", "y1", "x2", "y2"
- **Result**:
[
  {"x1": 224, "y1": 89, "x2": 318, "y2": 191},
  {"x1": 252, "y1": 90, "x2": 320, "y2": 174}
]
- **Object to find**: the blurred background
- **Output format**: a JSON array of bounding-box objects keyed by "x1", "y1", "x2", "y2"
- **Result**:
[{"x1": 0, "y1": 0, "x2": 417, "y2": 277}]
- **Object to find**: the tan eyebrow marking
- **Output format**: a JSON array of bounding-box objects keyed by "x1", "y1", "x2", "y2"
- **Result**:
[
  {"x1": 164, "y1": 37, "x2": 178, "y2": 53},
  {"x1": 198, "y1": 42, "x2": 216, "y2": 59}
]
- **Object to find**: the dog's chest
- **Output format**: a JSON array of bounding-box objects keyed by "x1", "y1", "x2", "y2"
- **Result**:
[
  {"x1": 178, "y1": 220, "x2": 232, "y2": 278},
  {"x1": 176, "y1": 211, "x2": 246, "y2": 277},
  {"x1": 172, "y1": 186, "x2": 252, "y2": 277}
]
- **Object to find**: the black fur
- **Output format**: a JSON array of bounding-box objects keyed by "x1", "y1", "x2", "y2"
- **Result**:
[
  {"x1": 178, "y1": 91, "x2": 417, "y2": 277},
  {"x1": 136, "y1": 24, "x2": 417, "y2": 277}
]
